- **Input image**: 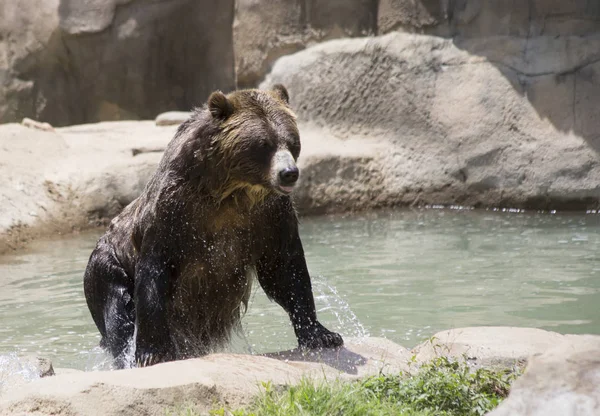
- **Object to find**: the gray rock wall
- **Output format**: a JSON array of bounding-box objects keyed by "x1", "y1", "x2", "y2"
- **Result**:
[
  {"x1": 379, "y1": 0, "x2": 600, "y2": 37},
  {"x1": 234, "y1": 0, "x2": 378, "y2": 88},
  {"x1": 0, "y1": 0, "x2": 235, "y2": 126},
  {"x1": 235, "y1": 0, "x2": 600, "y2": 87},
  {"x1": 3, "y1": 1, "x2": 600, "y2": 126}
]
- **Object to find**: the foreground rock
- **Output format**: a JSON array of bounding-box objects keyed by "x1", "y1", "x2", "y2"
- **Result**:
[
  {"x1": 0, "y1": 1, "x2": 234, "y2": 126},
  {"x1": 412, "y1": 327, "x2": 567, "y2": 369},
  {"x1": 0, "y1": 338, "x2": 411, "y2": 416},
  {"x1": 2, "y1": 328, "x2": 599, "y2": 415},
  {"x1": 0, "y1": 120, "x2": 382, "y2": 254},
  {"x1": 262, "y1": 32, "x2": 600, "y2": 211},
  {"x1": 411, "y1": 328, "x2": 600, "y2": 416},
  {"x1": 488, "y1": 335, "x2": 600, "y2": 416}
]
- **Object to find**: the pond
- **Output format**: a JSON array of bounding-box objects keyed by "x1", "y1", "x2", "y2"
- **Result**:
[{"x1": 1, "y1": 208, "x2": 599, "y2": 371}]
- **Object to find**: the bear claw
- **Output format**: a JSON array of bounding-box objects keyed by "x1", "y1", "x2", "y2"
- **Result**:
[
  {"x1": 136, "y1": 350, "x2": 166, "y2": 368},
  {"x1": 297, "y1": 323, "x2": 344, "y2": 350}
]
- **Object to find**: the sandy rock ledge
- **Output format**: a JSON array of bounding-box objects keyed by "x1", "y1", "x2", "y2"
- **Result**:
[
  {"x1": 0, "y1": 338, "x2": 411, "y2": 416},
  {"x1": 1, "y1": 328, "x2": 599, "y2": 416}
]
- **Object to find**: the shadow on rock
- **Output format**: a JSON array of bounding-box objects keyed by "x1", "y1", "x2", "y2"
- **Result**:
[{"x1": 263, "y1": 347, "x2": 368, "y2": 375}]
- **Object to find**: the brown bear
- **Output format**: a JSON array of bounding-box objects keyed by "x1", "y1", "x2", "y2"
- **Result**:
[{"x1": 83, "y1": 85, "x2": 343, "y2": 368}]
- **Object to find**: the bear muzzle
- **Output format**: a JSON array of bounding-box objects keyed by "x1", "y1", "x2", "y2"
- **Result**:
[{"x1": 272, "y1": 150, "x2": 299, "y2": 195}]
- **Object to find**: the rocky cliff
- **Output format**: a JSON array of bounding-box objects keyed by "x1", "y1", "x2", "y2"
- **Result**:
[
  {"x1": 0, "y1": 0, "x2": 235, "y2": 126},
  {"x1": 235, "y1": 0, "x2": 600, "y2": 88}
]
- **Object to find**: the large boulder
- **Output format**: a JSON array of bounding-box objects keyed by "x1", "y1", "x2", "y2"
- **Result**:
[
  {"x1": 0, "y1": 0, "x2": 235, "y2": 126},
  {"x1": 411, "y1": 328, "x2": 600, "y2": 415},
  {"x1": 233, "y1": 0, "x2": 377, "y2": 88},
  {"x1": 261, "y1": 32, "x2": 600, "y2": 210},
  {"x1": 412, "y1": 327, "x2": 568, "y2": 368},
  {"x1": 0, "y1": 121, "x2": 176, "y2": 254},
  {"x1": 487, "y1": 334, "x2": 600, "y2": 416},
  {"x1": 0, "y1": 338, "x2": 412, "y2": 416}
]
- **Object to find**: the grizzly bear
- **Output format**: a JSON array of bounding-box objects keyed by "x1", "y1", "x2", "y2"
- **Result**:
[{"x1": 83, "y1": 85, "x2": 343, "y2": 368}]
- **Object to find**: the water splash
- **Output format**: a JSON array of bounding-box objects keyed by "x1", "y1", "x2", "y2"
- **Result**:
[
  {"x1": 312, "y1": 277, "x2": 370, "y2": 339},
  {"x1": 0, "y1": 353, "x2": 41, "y2": 394},
  {"x1": 82, "y1": 345, "x2": 121, "y2": 371}
]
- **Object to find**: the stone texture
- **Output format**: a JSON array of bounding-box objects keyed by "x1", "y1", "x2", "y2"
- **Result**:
[
  {"x1": 3, "y1": 330, "x2": 599, "y2": 415},
  {"x1": 378, "y1": 0, "x2": 600, "y2": 37},
  {"x1": 0, "y1": 0, "x2": 235, "y2": 126},
  {"x1": 154, "y1": 111, "x2": 192, "y2": 126},
  {"x1": 0, "y1": 121, "x2": 176, "y2": 254},
  {"x1": 411, "y1": 327, "x2": 566, "y2": 368},
  {"x1": 292, "y1": 126, "x2": 387, "y2": 214},
  {"x1": 261, "y1": 32, "x2": 600, "y2": 210},
  {"x1": 0, "y1": 338, "x2": 412, "y2": 416},
  {"x1": 233, "y1": 0, "x2": 377, "y2": 88},
  {"x1": 21, "y1": 118, "x2": 54, "y2": 132},
  {"x1": 488, "y1": 334, "x2": 600, "y2": 416},
  {"x1": 377, "y1": 0, "x2": 440, "y2": 33}
]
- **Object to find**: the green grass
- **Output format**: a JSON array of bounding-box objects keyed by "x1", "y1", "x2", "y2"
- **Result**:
[{"x1": 172, "y1": 356, "x2": 522, "y2": 416}]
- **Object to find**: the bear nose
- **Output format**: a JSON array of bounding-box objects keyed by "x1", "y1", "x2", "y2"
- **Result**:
[{"x1": 279, "y1": 167, "x2": 299, "y2": 186}]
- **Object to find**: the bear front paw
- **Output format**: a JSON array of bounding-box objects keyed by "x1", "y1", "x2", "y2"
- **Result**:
[
  {"x1": 135, "y1": 344, "x2": 172, "y2": 367},
  {"x1": 136, "y1": 351, "x2": 159, "y2": 368},
  {"x1": 297, "y1": 323, "x2": 344, "y2": 350}
]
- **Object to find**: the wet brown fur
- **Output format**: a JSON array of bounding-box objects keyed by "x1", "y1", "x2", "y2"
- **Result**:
[
  {"x1": 83, "y1": 86, "x2": 329, "y2": 366},
  {"x1": 134, "y1": 88, "x2": 298, "y2": 356}
]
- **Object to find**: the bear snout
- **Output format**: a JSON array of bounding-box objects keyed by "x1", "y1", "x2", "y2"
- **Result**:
[
  {"x1": 279, "y1": 166, "x2": 299, "y2": 186},
  {"x1": 271, "y1": 150, "x2": 299, "y2": 194}
]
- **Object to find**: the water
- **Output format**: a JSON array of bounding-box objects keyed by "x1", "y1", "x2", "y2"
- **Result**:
[{"x1": 1, "y1": 208, "x2": 600, "y2": 371}]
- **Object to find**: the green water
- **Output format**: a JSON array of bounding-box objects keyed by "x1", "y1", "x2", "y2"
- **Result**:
[{"x1": 1, "y1": 208, "x2": 599, "y2": 371}]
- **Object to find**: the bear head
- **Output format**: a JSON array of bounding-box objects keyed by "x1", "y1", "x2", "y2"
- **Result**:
[{"x1": 206, "y1": 85, "x2": 301, "y2": 205}]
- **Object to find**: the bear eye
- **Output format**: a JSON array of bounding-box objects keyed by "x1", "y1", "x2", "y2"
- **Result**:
[{"x1": 258, "y1": 139, "x2": 273, "y2": 150}]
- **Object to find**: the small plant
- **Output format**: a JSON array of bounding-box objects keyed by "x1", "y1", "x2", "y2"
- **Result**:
[
  {"x1": 191, "y1": 357, "x2": 522, "y2": 416},
  {"x1": 361, "y1": 356, "x2": 520, "y2": 416}
]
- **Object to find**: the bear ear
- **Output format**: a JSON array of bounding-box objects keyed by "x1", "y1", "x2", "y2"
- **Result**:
[
  {"x1": 208, "y1": 91, "x2": 234, "y2": 121},
  {"x1": 272, "y1": 84, "x2": 289, "y2": 104}
]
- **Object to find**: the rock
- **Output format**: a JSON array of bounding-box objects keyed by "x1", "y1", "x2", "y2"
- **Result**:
[
  {"x1": 487, "y1": 334, "x2": 600, "y2": 416},
  {"x1": 412, "y1": 327, "x2": 566, "y2": 368},
  {"x1": 0, "y1": 338, "x2": 412, "y2": 416},
  {"x1": 261, "y1": 32, "x2": 600, "y2": 211},
  {"x1": 233, "y1": 0, "x2": 377, "y2": 88},
  {"x1": 263, "y1": 337, "x2": 411, "y2": 376},
  {"x1": 21, "y1": 118, "x2": 54, "y2": 132},
  {"x1": 0, "y1": 121, "x2": 176, "y2": 254},
  {"x1": 377, "y1": 0, "x2": 440, "y2": 33},
  {"x1": 293, "y1": 126, "x2": 386, "y2": 214},
  {"x1": 53, "y1": 368, "x2": 83, "y2": 376},
  {"x1": 0, "y1": 1, "x2": 235, "y2": 126},
  {"x1": 35, "y1": 359, "x2": 54, "y2": 378},
  {"x1": 378, "y1": 0, "x2": 600, "y2": 37},
  {"x1": 236, "y1": 0, "x2": 600, "y2": 87},
  {"x1": 154, "y1": 111, "x2": 193, "y2": 126}
]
